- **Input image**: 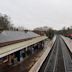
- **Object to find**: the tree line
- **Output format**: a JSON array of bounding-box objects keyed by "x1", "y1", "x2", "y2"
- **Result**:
[{"x1": 0, "y1": 13, "x2": 28, "y2": 31}]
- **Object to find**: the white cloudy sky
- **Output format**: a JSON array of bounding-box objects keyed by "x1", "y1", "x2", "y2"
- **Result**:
[{"x1": 0, "y1": 0, "x2": 72, "y2": 30}]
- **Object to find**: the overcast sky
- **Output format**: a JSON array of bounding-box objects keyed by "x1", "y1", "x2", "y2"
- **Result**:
[{"x1": 0, "y1": 0, "x2": 72, "y2": 30}]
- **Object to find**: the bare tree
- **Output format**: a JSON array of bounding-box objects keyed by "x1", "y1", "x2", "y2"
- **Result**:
[{"x1": 0, "y1": 13, "x2": 12, "y2": 30}]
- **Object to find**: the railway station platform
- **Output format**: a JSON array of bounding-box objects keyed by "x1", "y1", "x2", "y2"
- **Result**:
[
  {"x1": 29, "y1": 36, "x2": 56, "y2": 72},
  {"x1": 0, "y1": 37, "x2": 51, "y2": 72},
  {"x1": 0, "y1": 35, "x2": 47, "y2": 72},
  {"x1": 61, "y1": 36, "x2": 72, "y2": 52}
]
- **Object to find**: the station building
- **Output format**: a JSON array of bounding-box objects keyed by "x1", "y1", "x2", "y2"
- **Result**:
[{"x1": 0, "y1": 31, "x2": 47, "y2": 72}]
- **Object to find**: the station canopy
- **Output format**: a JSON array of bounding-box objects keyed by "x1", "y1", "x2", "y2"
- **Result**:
[
  {"x1": 0, "y1": 30, "x2": 40, "y2": 43},
  {"x1": 0, "y1": 31, "x2": 47, "y2": 58}
]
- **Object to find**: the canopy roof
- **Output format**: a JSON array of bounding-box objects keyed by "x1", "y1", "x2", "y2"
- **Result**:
[
  {"x1": 0, "y1": 36, "x2": 47, "y2": 58},
  {"x1": 0, "y1": 31, "x2": 40, "y2": 43}
]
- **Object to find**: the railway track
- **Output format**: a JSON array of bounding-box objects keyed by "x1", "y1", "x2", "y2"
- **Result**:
[{"x1": 39, "y1": 36, "x2": 72, "y2": 72}]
